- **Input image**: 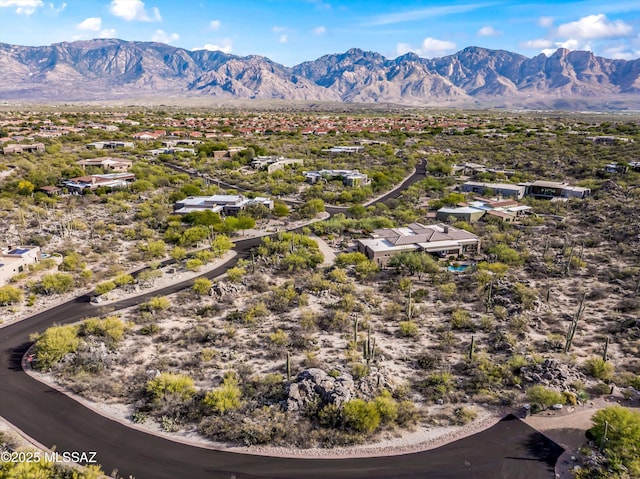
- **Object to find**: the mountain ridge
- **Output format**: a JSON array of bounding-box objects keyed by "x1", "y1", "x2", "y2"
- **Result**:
[{"x1": 1, "y1": 39, "x2": 639, "y2": 109}]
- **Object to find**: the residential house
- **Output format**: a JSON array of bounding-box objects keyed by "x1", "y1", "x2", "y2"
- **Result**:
[
  {"x1": 86, "y1": 141, "x2": 135, "y2": 150},
  {"x1": 437, "y1": 198, "x2": 532, "y2": 223},
  {"x1": 523, "y1": 180, "x2": 591, "y2": 199},
  {"x1": 61, "y1": 173, "x2": 136, "y2": 193},
  {"x1": 304, "y1": 169, "x2": 370, "y2": 187},
  {"x1": 322, "y1": 146, "x2": 365, "y2": 154},
  {"x1": 2, "y1": 143, "x2": 45, "y2": 155},
  {"x1": 0, "y1": 246, "x2": 41, "y2": 285},
  {"x1": 356, "y1": 223, "x2": 480, "y2": 266},
  {"x1": 174, "y1": 194, "x2": 273, "y2": 216},
  {"x1": 460, "y1": 181, "x2": 526, "y2": 199},
  {"x1": 76, "y1": 157, "x2": 133, "y2": 172},
  {"x1": 251, "y1": 156, "x2": 304, "y2": 173}
]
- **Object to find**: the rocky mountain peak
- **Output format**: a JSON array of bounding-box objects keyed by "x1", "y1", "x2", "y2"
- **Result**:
[{"x1": 0, "y1": 39, "x2": 639, "y2": 108}]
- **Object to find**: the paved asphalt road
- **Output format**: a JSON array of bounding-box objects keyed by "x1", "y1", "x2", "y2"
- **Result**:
[{"x1": 0, "y1": 163, "x2": 564, "y2": 478}]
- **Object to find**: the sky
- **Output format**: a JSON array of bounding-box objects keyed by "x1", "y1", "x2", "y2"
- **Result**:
[{"x1": 1, "y1": 0, "x2": 639, "y2": 65}]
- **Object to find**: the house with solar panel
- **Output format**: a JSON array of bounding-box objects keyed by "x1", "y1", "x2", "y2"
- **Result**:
[{"x1": 0, "y1": 246, "x2": 41, "y2": 285}]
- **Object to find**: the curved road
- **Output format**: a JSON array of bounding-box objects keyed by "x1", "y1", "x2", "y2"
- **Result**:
[{"x1": 0, "y1": 163, "x2": 563, "y2": 478}]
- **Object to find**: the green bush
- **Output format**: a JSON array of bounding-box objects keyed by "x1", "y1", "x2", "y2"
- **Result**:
[
  {"x1": 202, "y1": 373, "x2": 242, "y2": 414},
  {"x1": 373, "y1": 390, "x2": 399, "y2": 425},
  {"x1": 94, "y1": 281, "x2": 116, "y2": 296},
  {"x1": 398, "y1": 321, "x2": 419, "y2": 338},
  {"x1": 79, "y1": 316, "x2": 129, "y2": 347},
  {"x1": 342, "y1": 399, "x2": 380, "y2": 434},
  {"x1": 146, "y1": 372, "x2": 196, "y2": 402},
  {"x1": 33, "y1": 324, "x2": 80, "y2": 370},
  {"x1": 0, "y1": 285, "x2": 23, "y2": 305},
  {"x1": 40, "y1": 272, "x2": 74, "y2": 295},
  {"x1": 526, "y1": 385, "x2": 565, "y2": 411},
  {"x1": 588, "y1": 406, "x2": 640, "y2": 477},
  {"x1": 192, "y1": 278, "x2": 212, "y2": 295},
  {"x1": 584, "y1": 357, "x2": 615, "y2": 381}
]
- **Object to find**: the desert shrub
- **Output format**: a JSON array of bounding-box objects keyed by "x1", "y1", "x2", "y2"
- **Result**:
[
  {"x1": 526, "y1": 385, "x2": 565, "y2": 411},
  {"x1": 415, "y1": 352, "x2": 440, "y2": 371},
  {"x1": 342, "y1": 399, "x2": 380, "y2": 434},
  {"x1": 146, "y1": 372, "x2": 196, "y2": 403},
  {"x1": 373, "y1": 390, "x2": 399, "y2": 425},
  {"x1": 513, "y1": 282, "x2": 538, "y2": 310},
  {"x1": 94, "y1": 281, "x2": 116, "y2": 296},
  {"x1": 114, "y1": 273, "x2": 134, "y2": 287},
  {"x1": 79, "y1": 316, "x2": 129, "y2": 347},
  {"x1": 587, "y1": 406, "x2": 640, "y2": 477},
  {"x1": 451, "y1": 308, "x2": 473, "y2": 330},
  {"x1": 454, "y1": 406, "x2": 478, "y2": 425},
  {"x1": 32, "y1": 324, "x2": 80, "y2": 370},
  {"x1": 268, "y1": 329, "x2": 289, "y2": 348},
  {"x1": 192, "y1": 277, "x2": 212, "y2": 295},
  {"x1": 0, "y1": 285, "x2": 23, "y2": 305},
  {"x1": 40, "y1": 272, "x2": 74, "y2": 294},
  {"x1": 143, "y1": 296, "x2": 171, "y2": 311},
  {"x1": 226, "y1": 266, "x2": 246, "y2": 283},
  {"x1": 398, "y1": 321, "x2": 419, "y2": 338},
  {"x1": 203, "y1": 373, "x2": 242, "y2": 414},
  {"x1": 185, "y1": 258, "x2": 203, "y2": 271},
  {"x1": 584, "y1": 357, "x2": 615, "y2": 381}
]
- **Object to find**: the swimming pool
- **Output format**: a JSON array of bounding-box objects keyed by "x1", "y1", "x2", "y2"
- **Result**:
[{"x1": 447, "y1": 263, "x2": 474, "y2": 272}]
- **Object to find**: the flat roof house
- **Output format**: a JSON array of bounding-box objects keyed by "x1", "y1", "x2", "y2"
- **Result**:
[
  {"x1": 2, "y1": 143, "x2": 45, "y2": 155},
  {"x1": 76, "y1": 157, "x2": 133, "y2": 172},
  {"x1": 524, "y1": 180, "x2": 591, "y2": 199},
  {"x1": 86, "y1": 141, "x2": 134, "y2": 149},
  {"x1": 174, "y1": 194, "x2": 274, "y2": 216},
  {"x1": 62, "y1": 173, "x2": 136, "y2": 193},
  {"x1": 304, "y1": 169, "x2": 371, "y2": 187},
  {"x1": 436, "y1": 198, "x2": 533, "y2": 223},
  {"x1": 0, "y1": 245, "x2": 41, "y2": 285},
  {"x1": 460, "y1": 181, "x2": 526, "y2": 199},
  {"x1": 356, "y1": 223, "x2": 480, "y2": 266}
]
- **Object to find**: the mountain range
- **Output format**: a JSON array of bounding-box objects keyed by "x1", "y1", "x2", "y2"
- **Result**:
[{"x1": 1, "y1": 39, "x2": 640, "y2": 109}]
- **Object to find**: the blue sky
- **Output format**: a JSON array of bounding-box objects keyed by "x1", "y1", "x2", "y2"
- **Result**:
[{"x1": 1, "y1": 0, "x2": 639, "y2": 65}]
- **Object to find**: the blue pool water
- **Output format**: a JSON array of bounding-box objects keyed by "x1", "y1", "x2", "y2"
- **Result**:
[{"x1": 448, "y1": 264, "x2": 473, "y2": 272}]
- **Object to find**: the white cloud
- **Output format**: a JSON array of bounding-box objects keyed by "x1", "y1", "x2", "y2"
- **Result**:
[
  {"x1": 77, "y1": 17, "x2": 102, "y2": 31},
  {"x1": 522, "y1": 38, "x2": 554, "y2": 49},
  {"x1": 48, "y1": 2, "x2": 66, "y2": 13},
  {"x1": 541, "y1": 38, "x2": 592, "y2": 56},
  {"x1": 421, "y1": 37, "x2": 456, "y2": 57},
  {"x1": 152, "y1": 29, "x2": 179, "y2": 44},
  {"x1": 272, "y1": 26, "x2": 286, "y2": 33},
  {"x1": 279, "y1": 34, "x2": 288, "y2": 44},
  {"x1": 556, "y1": 14, "x2": 632, "y2": 40},
  {"x1": 477, "y1": 26, "x2": 501, "y2": 37},
  {"x1": 312, "y1": 25, "x2": 326, "y2": 35},
  {"x1": 195, "y1": 39, "x2": 233, "y2": 54},
  {"x1": 209, "y1": 19, "x2": 220, "y2": 31},
  {"x1": 603, "y1": 44, "x2": 636, "y2": 60},
  {"x1": 364, "y1": 2, "x2": 497, "y2": 26},
  {"x1": 0, "y1": 0, "x2": 43, "y2": 15},
  {"x1": 395, "y1": 37, "x2": 456, "y2": 58},
  {"x1": 538, "y1": 16, "x2": 553, "y2": 28},
  {"x1": 100, "y1": 28, "x2": 117, "y2": 38},
  {"x1": 109, "y1": 0, "x2": 160, "y2": 22}
]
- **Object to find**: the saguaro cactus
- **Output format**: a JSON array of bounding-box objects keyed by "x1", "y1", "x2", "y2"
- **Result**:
[
  {"x1": 363, "y1": 325, "x2": 376, "y2": 365},
  {"x1": 564, "y1": 292, "x2": 586, "y2": 353},
  {"x1": 285, "y1": 351, "x2": 291, "y2": 379}
]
